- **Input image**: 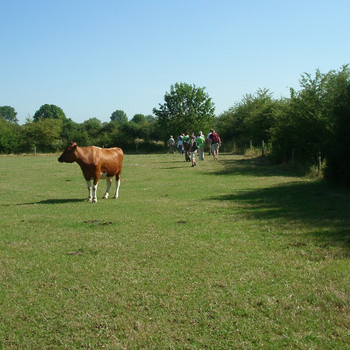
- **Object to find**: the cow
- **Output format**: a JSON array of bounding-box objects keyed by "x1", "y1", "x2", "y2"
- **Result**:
[{"x1": 58, "y1": 142, "x2": 124, "y2": 203}]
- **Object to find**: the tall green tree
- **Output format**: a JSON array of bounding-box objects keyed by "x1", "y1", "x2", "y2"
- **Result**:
[
  {"x1": 23, "y1": 118, "x2": 63, "y2": 152},
  {"x1": 271, "y1": 69, "x2": 335, "y2": 163},
  {"x1": 145, "y1": 115, "x2": 162, "y2": 140},
  {"x1": 0, "y1": 119, "x2": 22, "y2": 153},
  {"x1": 60, "y1": 119, "x2": 90, "y2": 146},
  {"x1": 0, "y1": 106, "x2": 18, "y2": 124},
  {"x1": 82, "y1": 118, "x2": 103, "y2": 145},
  {"x1": 33, "y1": 104, "x2": 67, "y2": 122},
  {"x1": 153, "y1": 83, "x2": 215, "y2": 139},
  {"x1": 131, "y1": 114, "x2": 147, "y2": 124},
  {"x1": 323, "y1": 65, "x2": 350, "y2": 184},
  {"x1": 110, "y1": 110, "x2": 128, "y2": 125},
  {"x1": 216, "y1": 89, "x2": 279, "y2": 146}
]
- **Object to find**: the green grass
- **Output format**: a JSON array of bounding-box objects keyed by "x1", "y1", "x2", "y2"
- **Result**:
[{"x1": 1, "y1": 152, "x2": 350, "y2": 349}]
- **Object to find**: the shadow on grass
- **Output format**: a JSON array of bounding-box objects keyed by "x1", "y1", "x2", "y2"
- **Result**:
[
  {"x1": 38, "y1": 198, "x2": 85, "y2": 204},
  {"x1": 211, "y1": 156, "x2": 308, "y2": 178},
  {"x1": 211, "y1": 180, "x2": 350, "y2": 248},
  {"x1": 0, "y1": 198, "x2": 85, "y2": 206}
]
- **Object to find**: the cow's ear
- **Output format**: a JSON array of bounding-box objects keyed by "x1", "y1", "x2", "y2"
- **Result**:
[{"x1": 71, "y1": 142, "x2": 77, "y2": 149}]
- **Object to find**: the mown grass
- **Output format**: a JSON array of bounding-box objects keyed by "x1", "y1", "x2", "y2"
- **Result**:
[{"x1": 1, "y1": 152, "x2": 350, "y2": 349}]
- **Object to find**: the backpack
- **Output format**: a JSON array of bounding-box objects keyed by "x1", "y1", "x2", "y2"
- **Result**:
[
  {"x1": 211, "y1": 133, "x2": 219, "y2": 143},
  {"x1": 191, "y1": 139, "x2": 198, "y2": 151},
  {"x1": 183, "y1": 136, "x2": 190, "y2": 147}
]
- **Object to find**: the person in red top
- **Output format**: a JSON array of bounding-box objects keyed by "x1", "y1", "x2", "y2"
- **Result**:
[{"x1": 209, "y1": 129, "x2": 222, "y2": 160}]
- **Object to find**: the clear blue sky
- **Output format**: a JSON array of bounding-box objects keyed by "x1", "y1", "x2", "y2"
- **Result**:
[{"x1": 1, "y1": 0, "x2": 349, "y2": 125}]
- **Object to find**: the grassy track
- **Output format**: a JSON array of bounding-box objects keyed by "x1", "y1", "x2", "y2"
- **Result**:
[{"x1": 1, "y1": 153, "x2": 350, "y2": 349}]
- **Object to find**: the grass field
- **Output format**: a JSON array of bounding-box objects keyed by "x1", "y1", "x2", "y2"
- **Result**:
[{"x1": 1, "y1": 152, "x2": 350, "y2": 349}]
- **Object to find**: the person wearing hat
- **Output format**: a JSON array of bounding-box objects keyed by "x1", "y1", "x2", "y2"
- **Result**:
[{"x1": 167, "y1": 135, "x2": 175, "y2": 153}]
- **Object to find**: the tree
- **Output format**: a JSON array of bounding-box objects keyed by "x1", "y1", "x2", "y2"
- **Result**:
[
  {"x1": 23, "y1": 118, "x2": 63, "y2": 152},
  {"x1": 216, "y1": 106, "x2": 246, "y2": 142},
  {"x1": 217, "y1": 89, "x2": 278, "y2": 146},
  {"x1": 323, "y1": 65, "x2": 350, "y2": 184},
  {"x1": 83, "y1": 117, "x2": 102, "y2": 131},
  {"x1": 131, "y1": 114, "x2": 147, "y2": 124},
  {"x1": 33, "y1": 104, "x2": 67, "y2": 122},
  {"x1": 110, "y1": 110, "x2": 128, "y2": 125},
  {"x1": 145, "y1": 115, "x2": 156, "y2": 123},
  {"x1": 240, "y1": 89, "x2": 277, "y2": 143},
  {"x1": 0, "y1": 118, "x2": 22, "y2": 153},
  {"x1": 153, "y1": 83, "x2": 215, "y2": 139},
  {"x1": 83, "y1": 118, "x2": 103, "y2": 145},
  {"x1": 145, "y1": 115, "x2": 162, "y2": 140},
  {"x1": 60, "y1": 118, "x2": 90, "y2": 146},
  {"x1": 270, "y1": 69, "x2": 336, "y2": 163},
  {"x1": 0, "y1": 106, "x2": 18, "y2": 124}
]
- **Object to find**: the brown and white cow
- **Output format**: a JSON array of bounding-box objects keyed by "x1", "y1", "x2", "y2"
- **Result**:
[{"x1": 58, "y1": 142, "x2": 124, "y2": 203}]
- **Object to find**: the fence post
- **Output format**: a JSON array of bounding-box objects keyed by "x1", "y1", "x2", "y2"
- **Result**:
[{"x1": 262, "y1": 140, "x2": 265, "y2": 156}]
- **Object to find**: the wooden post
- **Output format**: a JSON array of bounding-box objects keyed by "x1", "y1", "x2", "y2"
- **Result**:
[{"x1": 262, "y1": 140, "x2": 265, "y2": 156}]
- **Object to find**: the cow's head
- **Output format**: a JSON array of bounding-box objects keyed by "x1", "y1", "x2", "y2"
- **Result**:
[{"x1": 58, "y1": 142, "x2": 78, "y2": 163}]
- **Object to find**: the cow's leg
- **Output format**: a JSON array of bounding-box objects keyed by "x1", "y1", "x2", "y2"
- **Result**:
[
  {"x1": 86, "y1": 180, "x2": 93, "y2": 202},
  {"x1": 92, "y1": 181, "x2": 98, "y2": 203},
  {"x1": 103, "y1": 178, "x2": 112, "y2": 199},
  {"x1": 114, "y1": 174, "x2": 121, "y2": 199},
  {"x1": 114, "y1": 179, "x2": 121, "y2": 199}
]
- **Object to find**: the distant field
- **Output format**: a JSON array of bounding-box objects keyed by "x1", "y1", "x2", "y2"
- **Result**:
[{"x1": 1, "y1": 152, "x2": 350, "y2": 349}]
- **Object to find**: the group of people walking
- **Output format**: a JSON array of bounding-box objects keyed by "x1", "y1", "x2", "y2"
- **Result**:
[{"x1": 168, "y1": 130, "x2": 222, "y2": 167}]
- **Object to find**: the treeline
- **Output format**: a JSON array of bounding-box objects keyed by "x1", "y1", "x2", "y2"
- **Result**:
[
  {"x1": 1, "y1": 65, "x2": 350, "y2": 183},
  {"x1": 0, "y1": 106, "x2": 164, "y2": 154},
  {"x1": 0, "y1": 83, "x2": 216, "y2": 155},
  {"x1": 215, "y1": 65, "x2": 350, "y2": 184}
]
